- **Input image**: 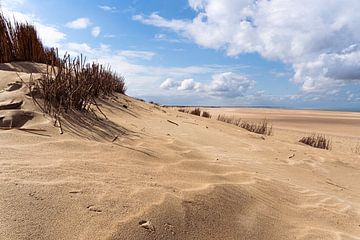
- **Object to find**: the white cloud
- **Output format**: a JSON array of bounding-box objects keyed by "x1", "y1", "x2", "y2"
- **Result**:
[
  {"x1": 155, "y1": 34, "x2": 167, "y2": 40},
  {"x1": 161, "y1": 72, "x2": 255, "y2": 98},
  {"x1": 36, "y1": 24, "x2": 66, "y2": 47},
  {"x1": 117, "y1": 50, "x2": 155, "y2": 61},
  {"x1": 66, "y1": 42, "x2": 94, "y2": 55},
  {"x1": 91, "y1": 26, "x2": 101, "y2": 37},
  {"x1": 132, "y1": 13, "x2": 189, "y2": 31},
  {"x1": 160, "y1": 78, "x2": 179, "y2": 90},
  {"x1": 293, "y1": 49, "x2": 360, "y2": 91},
  {"x1": 154, "y1": 33, "x2": 182, "y2": 43},
  {"x1": 134, "y1": 0, "x2": 360, "y2": 92},
  {"x1": 206, "y1": 72, "x2": 255, "y2": 97},
  {"x1": 178, "y1": 78, "x2": 200, "y2": 91},
  {"x1": 66, "y1": 18, "x2": 91, "y2": 29},
  {"x1": 3, "y1": 0, "x2": 25, "y2": 7},
  {"x1": 99, "y1": 5, "x2": 116, "y2": 12}
]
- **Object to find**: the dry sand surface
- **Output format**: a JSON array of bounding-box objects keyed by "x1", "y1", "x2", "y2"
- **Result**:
[{"x1": 1, "y1": 63, "x2": 360, "y2": 240}]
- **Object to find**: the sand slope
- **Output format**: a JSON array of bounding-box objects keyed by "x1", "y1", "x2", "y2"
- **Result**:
[{"x1": 0, "y1": 63, "x2": 360, "y2": 239}]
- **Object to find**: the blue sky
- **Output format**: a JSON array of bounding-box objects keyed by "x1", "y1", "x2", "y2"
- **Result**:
[{"x1": 3, "y1": 0, "x2": 360, "y2": 110}]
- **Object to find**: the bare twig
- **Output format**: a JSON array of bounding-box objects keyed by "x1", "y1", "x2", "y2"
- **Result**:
[
  {"x1": 112, "y1": 135, "x2": 118, "y2": 142},
  {"x1": 55, "y1": 115, "x2": 63, "y2": 134},
  {"x1": 91, "y1": 98, "x2": 108, "y2": 120},
  {"x1": 167, "y1": 120, "x2": 179, "y2": 126}
]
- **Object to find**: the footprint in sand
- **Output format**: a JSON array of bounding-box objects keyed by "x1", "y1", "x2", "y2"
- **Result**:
[
  {"x1": 5, "y1": 82, "x2": 24, "y2": 92},
  {"x1": 87, "y1": 205, "x2": 102, "y2": 213},
  {"x1": 139, "y1": 220, "x2": 155, "y2": 232},
  {"x1": 29, "y1": 191, "x2": 44, "y2": 201}
]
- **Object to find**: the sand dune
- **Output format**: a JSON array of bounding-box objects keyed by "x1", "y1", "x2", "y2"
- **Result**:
[{"x1": 0, "y1": 63, "x2": 360, "y2": 239}]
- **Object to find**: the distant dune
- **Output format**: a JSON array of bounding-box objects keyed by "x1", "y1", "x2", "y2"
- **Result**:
[{"x1": 1, "y1": 63, "x2": 360, "y2": 239}]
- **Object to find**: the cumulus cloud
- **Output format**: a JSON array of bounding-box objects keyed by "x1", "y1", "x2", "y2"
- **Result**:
[
  {"x1": 206, "y1": 72, "x2": 255, "y2": 97},
  {"x1": 91, "y1": 26, "x2": 101, "y2": 37},
  {"x1": 66, "y1": 18, "x2": 91, "y2": 29},
  {"x1": 177, "y1": 79, "x2": 201, "y2": 91},
  {"x1": 293, "y1": 49, "x2": 360, "y2": 91},
  {"x1": 160, "y1": 78, "x2": 179, "y2": 90},
  {"x1": 161, "y1": 72, "x2": 255, "y2": 98},
  {"x1": 134, "y1": 0, "x2": 360, "y2": 92}
]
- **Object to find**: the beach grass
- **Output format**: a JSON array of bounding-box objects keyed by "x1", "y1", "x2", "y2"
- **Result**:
[
  {"x1": 239, "y1": 119, "x2": 273, "y2": 136},
  {"x1": 217, "y1": 114, "x2": 272, "y2": 135},
  {"x1": 299, "y1": 134, "x2": 331, "y2": 150},
  {"x1": 190, "y1": 108, "x2": 201, "y2": 116},
  {"x1": 0, "y1": 12, "x2": 58, "y2": 65},
  {"x1": 36, "y1": 54, "x2": 126, "y2": 116},
  {"x1": 201, "y1": 111, "x2": 211, "y2": 118},
  {"x1": 179, "y1": 108, "x2": 211, "y2": 118},
  {"x1": 217, "y1": 115, "x2": 241, "y2": 125},
  {"x1": 178, "y1": 108, "x2": 189, "y2": 113}
]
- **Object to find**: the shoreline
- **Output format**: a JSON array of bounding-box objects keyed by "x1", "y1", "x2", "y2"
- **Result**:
[{"x1": 166, "y1": 105, "x2": 360, "y2": 113}]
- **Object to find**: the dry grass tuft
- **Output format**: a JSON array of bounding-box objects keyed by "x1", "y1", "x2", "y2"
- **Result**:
[
  {"x1": 217, "y1": 115, "x2": 272, "y2": 135},
  {"x1": 0, "y1": 13, "x2": 14, "y2": 63},
  {"x1": 299, "y1": 134, "x2": 331, "y2": 150},
  {"x1": 178, "y1": 108, "x2": 211, "y2": 118},
  {"x1": 178, "y1": 108, "x2": 189, "y2": 113},
  {"x1": 201, "y1": 111, "x2": 211, "y2": 118},
  {"x1": 149, "y1": 101, "x2": 160, "y2": 106},
  {"x1": 135, "y1": 97, "x2": 145, "y2": 102},
  {"x1": 35, "y1": 54, "x2": 126, "y2": 115},
  {"x1": 239, "y1": 119, "x2": 273, "y2": 136},
  {"x1": 190, "y1": 108, "x2": 201, "y2": 116},
  {"x1": 0, "y1": 12, "x2": 58, "y2": 65},
  {"x1": 217, "y1": 115, "x2": 241, "y2": 126}
]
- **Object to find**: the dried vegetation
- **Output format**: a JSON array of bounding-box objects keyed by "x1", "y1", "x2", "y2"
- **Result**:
[{"x1": 299, "y1": 134, "x2": 331, "y2": 150}]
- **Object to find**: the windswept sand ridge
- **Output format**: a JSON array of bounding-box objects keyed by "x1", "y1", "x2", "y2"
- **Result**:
[{"x1": 0, "y1": 63, "x2": 360, "y2": 239}]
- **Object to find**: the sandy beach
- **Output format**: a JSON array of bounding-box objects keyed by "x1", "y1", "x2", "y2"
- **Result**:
[{"x1": 1, "y1": 63, "x2": 360, "y2": 239}]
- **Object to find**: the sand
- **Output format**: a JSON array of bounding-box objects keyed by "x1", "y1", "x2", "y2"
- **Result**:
[{"x1": 0, "y1": 63, "x2": 360, "y2": 239}]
